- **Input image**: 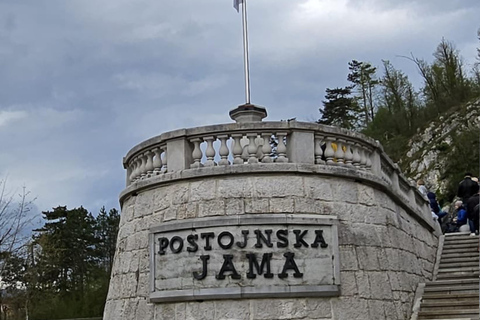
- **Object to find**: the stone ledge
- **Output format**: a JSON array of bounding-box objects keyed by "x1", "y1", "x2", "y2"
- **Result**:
[{"x1": 150, "y1": 285, "x2": 341, "y2": 303}]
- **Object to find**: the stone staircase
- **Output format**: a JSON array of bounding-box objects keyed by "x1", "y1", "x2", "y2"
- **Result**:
[{"x1": 413, "y1": 233, "x2": 479, "y2": 320}]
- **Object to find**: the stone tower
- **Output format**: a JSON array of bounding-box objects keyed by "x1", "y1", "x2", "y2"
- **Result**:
[{"x1": 104, "y1": 106, "x2": 440, "y2": 320}]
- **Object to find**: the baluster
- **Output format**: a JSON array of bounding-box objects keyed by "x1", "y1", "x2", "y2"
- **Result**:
[
  {"x1": 344, "y1": 140, "x2": 353, "y2": 166},
  {"x1": 365, "y1": 148, "x2": 372, "y2": 171},
  {"x1": 129, "y1": 159, "x2": 137, "y2": 183},
  {"x1": 134, "y1": 158, "x2": 142, "y2": 181},
  {"x1": 218, "y1": 135, "x2": 230, "y2": 166},
  {"x1": 153, "y1": 147, "x2": 163, "y2": 174},
  {"x1": 204, "y1": 136, "x2": 217, "y2": 167},
  {"x1": 241, "y1": 145, "x2": 249, "y2": 162},
  {"x1": 334, "y1": 139, "x2": 345, "y2": 165},
  {"x1": 261, "y1": 133, "x2": 273, "y2": 163},
  {"x1": 145, "y1": 150, "x2": 154, "y2": 177},
  {"x1": 352, "y1": 143, "x2": 361, "y2": 168},
  {"x1": 359, "y1": 146, "x2": 367, "y2": 169},
  {"x1": 190, "y1": 138, "x2": 203, "y2": 168},
  {"x1": 314, "y1": 135, "x2": 325, "y2": 164},
  {"x1": 161, "y1": 144, "x2": 167, "y2": 172},
  {"x1": 324, "y1": 137, "x2": 335, "y2": 164},
  {"x1": 231, "y1": 134, "x2": 244, "y2": 165},
  {"x1": 140, "y1": 154, "x2": 148, "y2": 178},
  {"x1": 246, "y1": 133, "x2": 258, "y2": 164},
  {"x1": 275, "y1": 132, "x2": 288, "y2": 163},
  {"x1": 255, "y1": 135, "x2": 264, "y2": 160}
]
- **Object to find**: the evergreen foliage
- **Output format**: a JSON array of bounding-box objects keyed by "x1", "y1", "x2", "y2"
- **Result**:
[
  {"x1": 318, "y1": 87, "x2": 358, "y2": 129},
  {"x1": 347, "y1": 60, "x2": 379, "y2": 126},
  {"x1": 0, "y1": 206, "x2": 120, "y2": 320}
]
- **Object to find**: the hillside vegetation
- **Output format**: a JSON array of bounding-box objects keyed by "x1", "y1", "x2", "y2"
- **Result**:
[{"x1": 318, "y1": 31, "x2": 480, "y2": 203}]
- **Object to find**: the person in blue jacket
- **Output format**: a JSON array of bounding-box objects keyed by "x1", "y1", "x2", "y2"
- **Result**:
[{"x1": 453, "y1": 200, "x2": 468, "y2": 228}]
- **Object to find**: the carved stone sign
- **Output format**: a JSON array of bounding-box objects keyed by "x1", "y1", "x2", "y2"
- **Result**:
[{"x1": 149, "y1": 214, "x2": 340, "y2": 302}]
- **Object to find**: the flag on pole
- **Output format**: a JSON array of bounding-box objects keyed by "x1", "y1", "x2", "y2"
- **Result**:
[{"x1": 233, "y1": 0, "x2": 243, "y2": 12}]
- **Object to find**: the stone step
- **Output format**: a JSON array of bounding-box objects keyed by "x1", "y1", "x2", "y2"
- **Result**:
[
  {"x1": 441, "y1": 252, "x2": 479, "y2": 260},
  {"x1": 444, "y1": 235, "x2": 479, "y2": 240},
  {"x1": 421, "y1": 293, "x2": 479, "y2": 301},
  {"x1": 418, "y1": 309, "x2": 479, "y2": 319},
  {"x1": 438, "y1": 266, "x2": 478, "y2": 278},
  {"x1": 419, "y1": 318, "x2": 478, "y2": 320},
  {"x1": 414, "y1": 234, "x2": 479, "y2": 320},
  {"x1": 425, "y1": 278, "x2": 479, "y2": 286},
  {"x1": 443, "y1": 237, "x2": 478, "y2": 248},
  {"x1": 443, "y1": 244, "x2": 479, "y2": 251},
  {"x1": 418, "y1": 316, "x2": 478, "y2": 320},
  {"x1": 440, "y1": 261, "x2": 479, "y2": 269},
  {"x1": 420, "y1": 299, "x2": 479, "y2": 310},
  {"x1": 424, "y1": 288, "x2": 479, "y2": 296},
  {"x1": 443, "y1": 236, "x2": 479, "y2": 245},
  {"x1": 440, "y1": 256, "x2": 479, "y2": 265},
  {"x1": 436, "y1": 272, "x2": 480, "y2": 280},
  {"x1": 423, "y1": 279, "x2": 479, "y2": 294},
  {"x1": 442, "y1": 248, "x2": 479, "y2": 254},
  {"x1": 444, "y1": 233, "x2": 477, "y2": 238}
]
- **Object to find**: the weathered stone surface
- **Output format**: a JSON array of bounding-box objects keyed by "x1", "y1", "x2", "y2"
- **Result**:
[
  {"x1": 304, "y1": 178, "x2": 333, "y2": 201},
  {"x1": 225, "y1": 198, "x2": 244, "y2": 215},
  {"x1": 134, "y1": 192, "x2": 154, "y2": 218},
  {"x1": 357, "y1": 184, "x2": 376, "y2": 206},
  {"x1": 154, "y1": 303, "x2": 175, "y2": 320},
  {"x1": 331, "y1": 297, "x2": 368, "y2": 319},
  {"x1": 198, "y1": 199, "x2": 225, "y2": 217},
  {"x1": 293, "y1": 198, "x2": 323, "y2": 214},
  {"x1": 368, "y1": 299, "x2": 386, "y2": 319},
  {"x1": 368, "y1": 271, "x2": 393, "y2": 300},
  {"x1": 190, "y1": 180, "x2": 216, "y2": 201},
  {"x1": 172, "y1": 184, "x2": 190, "y2": 205},
  {"x1": 214, "y1": 300, "x2": 250, "y2": 320},
  {"x1": 339, "y1": 246, "x2": 358, "y2": 271},
  {"x1": 185, "y1": 301, "x2": 216, "y2": 320},
  {"x1": 152, "y1": 187, "x2": 171, "y2": 213},
  {"x1": 355, "y1": 271, "x2": 371, "y2": 299},
  {"x1": 340, "y1": 271, "x2": 357, "y2": 296},
  {"x1": 304, "y1": 298, "x2": 332, "y2": 318},
  {"x1": 217, "y1": 178, "x2": 254, "y2": 199},
  {"x1": 356, "y1": 246, "x2": 381, "y2": 271},
  {"x1": 136, "y1": 299, "x2": 154, "y2": 320},
  {"x1": 244, "y1": 198, "x2": 269, "y2": 213},
  {"x1": 332, "y1": 180, "x2": 358, "y2": 204},
  {"x1": 269, "y1": 197, "x2": 294, "y2": 213},
  {"x1": 254, "y1": 176, "x2": 304, "y2": 198}
]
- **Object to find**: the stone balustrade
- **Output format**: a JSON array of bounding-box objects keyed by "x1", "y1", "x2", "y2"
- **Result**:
[
  {"x1": 124, "y1": 121, "x2": 377, "y2": 182},
  {"x1": 122, "y1": 121, "x2": 431, "y2": 228}
]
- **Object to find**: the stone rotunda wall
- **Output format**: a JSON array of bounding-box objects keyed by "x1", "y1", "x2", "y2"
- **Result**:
[{"x1": 104, "y1": 118, "x2": 440, "y2": 320}]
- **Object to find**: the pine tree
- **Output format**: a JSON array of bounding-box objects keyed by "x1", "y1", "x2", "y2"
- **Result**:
[
  {"x1": 347, "y1": 60, "x2": 379, "y2": 125},
  {"x1": 318, "y1": 86, "x2": 358, "y2": 129}
]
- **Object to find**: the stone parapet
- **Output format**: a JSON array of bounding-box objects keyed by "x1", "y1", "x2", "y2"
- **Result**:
[{"x1": 122, "y1": 121, "x2": 430, "y2": 225}]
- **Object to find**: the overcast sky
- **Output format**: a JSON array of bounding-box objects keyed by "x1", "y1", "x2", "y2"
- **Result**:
[{"x1": 0, "y1": 0, "x2": 479, "y2": 217}]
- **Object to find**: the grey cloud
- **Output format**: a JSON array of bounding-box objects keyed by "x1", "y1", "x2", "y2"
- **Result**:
[{"x1": 0, "y1": 0, "x2": 478, "y2": 214}]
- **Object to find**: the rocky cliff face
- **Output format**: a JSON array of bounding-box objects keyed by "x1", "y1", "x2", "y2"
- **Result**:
[{"x1": 402, "y1": 98, "x2": 480, "y2": 197}]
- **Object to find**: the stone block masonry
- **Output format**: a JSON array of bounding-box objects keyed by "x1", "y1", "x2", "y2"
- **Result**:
[{"x1": 104, "y1": 171, "x2": 438, "y2": 320}]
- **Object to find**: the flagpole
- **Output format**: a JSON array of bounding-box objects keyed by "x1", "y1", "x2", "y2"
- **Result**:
[{"x1": 241, "y1": 0, "x2": 251, "y2": 104}]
